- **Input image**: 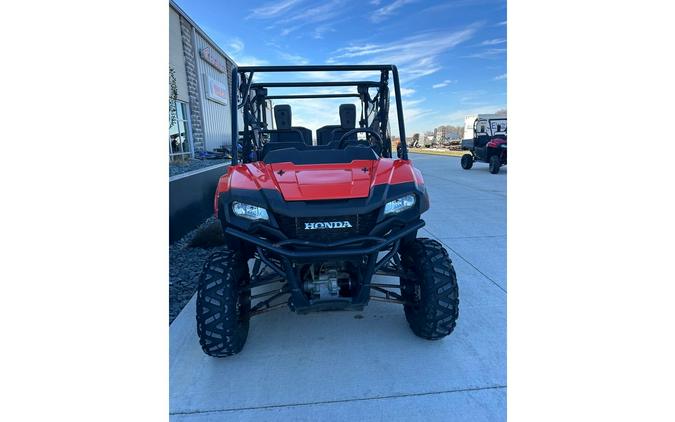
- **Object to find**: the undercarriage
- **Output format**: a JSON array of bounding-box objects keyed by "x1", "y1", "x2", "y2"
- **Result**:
[{"x1": 246, "y1": 238, "x2": 416, "y2": 316}]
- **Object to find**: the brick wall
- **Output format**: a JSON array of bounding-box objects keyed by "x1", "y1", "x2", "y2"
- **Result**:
[{"x1": 179, "y1": 17, "x2": 205, "y2": 152}]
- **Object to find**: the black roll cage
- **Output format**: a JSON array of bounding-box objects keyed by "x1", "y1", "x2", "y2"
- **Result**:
[
  {"x1": 230, "y1": 65, "x2": 409, "y2": 164},
  {"x1": 473, "y1": 117, "x2": 507, "y2": 138}
]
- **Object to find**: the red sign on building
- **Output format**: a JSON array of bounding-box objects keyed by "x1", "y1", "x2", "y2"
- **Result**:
[
  {"x1": 199, "y1": 47, "x2": 227, "y2": 73},
  {"x1": 204, "y1": 75, "x2": 228, "y2": 105}
]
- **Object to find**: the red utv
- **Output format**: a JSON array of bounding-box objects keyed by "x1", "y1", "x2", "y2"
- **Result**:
[{"x1": 197, "y1": 65, "x2": 459, "y2": 357}]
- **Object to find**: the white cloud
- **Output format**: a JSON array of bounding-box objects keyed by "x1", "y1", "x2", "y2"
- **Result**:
[
  {"x1": 312, "y1": 25, "x2": 336, "y2": 39},
  {"x1": 228, "y1": 38, "x2": 244, "y2": 54},
  {"x1": 248, "y1": 0, "x2": 303, "y2": 19},
  {"x1": 233, "y1": 55, "x2": 269, "y2": 66},
  {"x1": 432, "y1": 79, "x2": 456, "y2": 88},
  {"x1": 402, "y1": 57, "x2": 442, "y2": 82},
  {"x1": 295, "y1": 69, "x2": 382, "y2": 82},
  {"x1": 334, "y1": 29, "x2": 475, "y2": 60},
  {"x1": 404, "y1": 98, "x2": 426, "y2": 107},
  {"x1": 494, "y1": 73, "x2": 507, "y2": 80},
  {"x1": 455, "y1": 89, "x2": 489, "y2": 104},
  {"x1": 400, "y1": 87, "x2": 415, "y2": 96},
  {"x1": 197, "y1": 26, "x2": 266, "y2": 67},
  {"x1": 371, "y1": 0, "x2": 416, "y2": 23},
  {"x1": 220, "y1": 39, "x2": 268, "y2": 66},
  {"x1": 481, "y1": 38, "x2": 506, "y2": 46},
  {"x1": 273, "y1": 0, "x2": 345, "y2": 36},
  {"x1": 388, "y1": 97, "x2": 438, "y2": 136},
  {"x1": 249, "y1": 1, "x2": 346, "y2": 39},
  {"x1": 498, "y1": 20, "x2": 507, "y2": 26},
  {"x1": 465, "y1": 48, "x2": 506, "y2": 59},
  {"x1": 278, "y1": 51, "x2": 310, "y2": 65},
  {"x1": 332, "y1": 25, "x2": 478, "y2": 82}
]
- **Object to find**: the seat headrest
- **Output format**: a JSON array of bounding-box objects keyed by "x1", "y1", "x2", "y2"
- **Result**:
[
  {"x1": 274, "y1": 104, "x2": 292, "y2": 130},
  {"x1": 339, "y1": 104, "x2": 356, "y2": 130}
]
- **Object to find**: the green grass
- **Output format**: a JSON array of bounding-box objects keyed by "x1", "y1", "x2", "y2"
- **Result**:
[{"x1": 407, "y1": 148, "x2": 466, "y2": 157}]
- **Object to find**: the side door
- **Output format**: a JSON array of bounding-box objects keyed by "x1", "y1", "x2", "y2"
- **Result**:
[{"x1": 473, "y1": 120, "x2": 489, "y2": 161}]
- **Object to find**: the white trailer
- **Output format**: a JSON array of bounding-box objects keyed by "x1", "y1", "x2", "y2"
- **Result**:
[{"x1": 462, "y1": 114, "x2": 507, "y2": 148}]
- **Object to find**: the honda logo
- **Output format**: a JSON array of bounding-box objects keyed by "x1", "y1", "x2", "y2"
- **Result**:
[{"x1": 304, "y1": 221, "x2": 353, "y2": 230}]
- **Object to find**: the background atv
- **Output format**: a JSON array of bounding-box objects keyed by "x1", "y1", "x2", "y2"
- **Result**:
[
  {"x1": 461, "y1": 118, "x2": 507, "y2": 174},
  {"x1": 196, "y1": 65, "x2": 459, "y2": 357}
]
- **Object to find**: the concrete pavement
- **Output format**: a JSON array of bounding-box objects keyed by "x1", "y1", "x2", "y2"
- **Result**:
[{"x1": 170, "y1": 153, "x2": 506, "y2": 421}]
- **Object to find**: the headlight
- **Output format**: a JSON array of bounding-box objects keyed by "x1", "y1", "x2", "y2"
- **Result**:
[
  {"x1": 231, "y1": 201, "x2": 269, "y2": 221},
  {"x1": 384, "y1": 194, "x2": 416, "y2": 216}
]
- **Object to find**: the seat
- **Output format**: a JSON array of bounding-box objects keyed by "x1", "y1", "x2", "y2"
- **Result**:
[
  {"x1": 328, "y1": 104, "x2": 358, "y2": 146},
  {"x1": 292, "y1": 126, "x2": 313, "y2": 145},
  {"x1": 316, "y1": 125, "x2": 340, "y2": 145},
  {"x1": 268, "y1": 105, "x2": 309, "y2": 144}
]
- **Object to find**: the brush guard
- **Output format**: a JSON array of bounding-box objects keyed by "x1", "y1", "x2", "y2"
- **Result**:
[{"x1": 231, "y1": 220, "x2": 424, "y2": 315}]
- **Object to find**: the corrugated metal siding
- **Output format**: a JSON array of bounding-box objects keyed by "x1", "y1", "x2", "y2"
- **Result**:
[
  {"x1": 169, "y1": 8, "x2": 189, "y2": 102},
  {"x1": 194, "y1": 33, "x2": 235, "y2": 151}
]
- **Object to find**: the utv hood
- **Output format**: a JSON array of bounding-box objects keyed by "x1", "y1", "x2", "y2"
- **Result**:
[
  {"x1": 216, "y1": 158, "x2": 425, "y2": 203},
  {"x1": 269, "y1": 160, "x2": 376, "y2": 201}
]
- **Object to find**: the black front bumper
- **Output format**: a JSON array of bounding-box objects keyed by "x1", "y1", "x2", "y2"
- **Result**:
[{"x1": 225, "y1": 219, "x2": 423, "y2": 259}]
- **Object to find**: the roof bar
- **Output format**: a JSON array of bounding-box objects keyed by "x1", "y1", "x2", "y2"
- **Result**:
[
  {"x1": 266, "y1": 94, "x2": 360, "y2": 100},
  {"x1": 250, "y1": 81, "x2": 380, "y2": 88},
  {"x1": 238, "y1": 65, "x2": 392, "y2": 72}
]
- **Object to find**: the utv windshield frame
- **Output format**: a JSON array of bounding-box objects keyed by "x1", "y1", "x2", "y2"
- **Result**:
[{"x1": 230, "y1": 65, "x2": 409, "y2": 164}]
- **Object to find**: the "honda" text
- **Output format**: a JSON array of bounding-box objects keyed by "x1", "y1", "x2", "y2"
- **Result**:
[{"x1": 304, "y1": 221, "x2": 353, "y2": 230}]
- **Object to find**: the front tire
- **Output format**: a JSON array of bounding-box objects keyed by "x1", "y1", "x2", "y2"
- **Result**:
[
  {"x1": 400, "y1": 238, "x2": 459, "y2": 340},
  {"x1": 196, "y1": 249, "x2": 251, "y2": 357},
  {"x1": 461, "y1": 153, "x2": 473, "y2": 169},
  {"x1": 489, "y1": 155, "x2": 501, "y2": 174}
]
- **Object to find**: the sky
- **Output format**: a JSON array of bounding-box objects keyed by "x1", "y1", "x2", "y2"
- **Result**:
[{"x1": 176, "y1": 0, "x2": 506, "y2": 136}]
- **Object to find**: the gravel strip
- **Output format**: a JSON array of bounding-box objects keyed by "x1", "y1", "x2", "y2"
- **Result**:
[
  {"x1": 169, "y1": 217, "x2": 226, "y2": 324},
  {"x1": 169, "y1": 158, "x2": 230, "y2": 178}
]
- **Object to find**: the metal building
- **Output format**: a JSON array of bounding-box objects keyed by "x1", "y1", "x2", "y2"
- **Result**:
[{"x1": 169, "y1": 0, "x2": 236, "y2": 159}]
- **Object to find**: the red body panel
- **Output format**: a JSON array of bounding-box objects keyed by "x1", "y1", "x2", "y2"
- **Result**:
[
  {"x1": 270, "y1": 160, "x2": 375, "y2": 201},
  {"x1": 487, "y1": 138, "x2": 506, "y2": 148},
  {"x1": 214, "y1": 158, "x2": 424, "y2": 214}
]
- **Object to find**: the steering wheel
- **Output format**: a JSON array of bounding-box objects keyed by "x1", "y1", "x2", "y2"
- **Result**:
[{"x1": 337, "y1": 128, "x2": 384, "y2": 149}]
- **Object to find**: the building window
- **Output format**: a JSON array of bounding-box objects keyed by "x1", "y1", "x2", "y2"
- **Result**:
[{"x1": 169, "y1": 101, "x2": 192, "y2": 159}]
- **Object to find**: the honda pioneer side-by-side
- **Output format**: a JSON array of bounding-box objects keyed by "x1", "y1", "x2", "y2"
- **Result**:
[
  {"x1": 460, "y1": 115, "x2": 507, "y2": 174},
  {"x1": 196, "y1": 65, "x2": 459, "y2": 357}
]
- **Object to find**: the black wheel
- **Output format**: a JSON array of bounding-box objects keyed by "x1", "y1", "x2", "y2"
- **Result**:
[
  {"x1": 399, "y1": 238, "x2": 459, "y2": 340},
  {"x1": 196, "y1": 249, "x2": 251, "y2": 357},
  {"x1": 460, "y1": 154, "x2": 473, "y2": 170},
  {"x1": 489, "y1": 155, "x2": 501, "y2": 174}
]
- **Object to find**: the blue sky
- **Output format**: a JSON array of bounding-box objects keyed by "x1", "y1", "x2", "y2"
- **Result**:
[{"x1": 176, "y1": 0, "x2": 506, "y2": 135}]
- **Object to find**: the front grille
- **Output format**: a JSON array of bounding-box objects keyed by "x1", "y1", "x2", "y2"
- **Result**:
[{"x1": 275, "y1": 209, "x2": 379, "y2": 243}]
